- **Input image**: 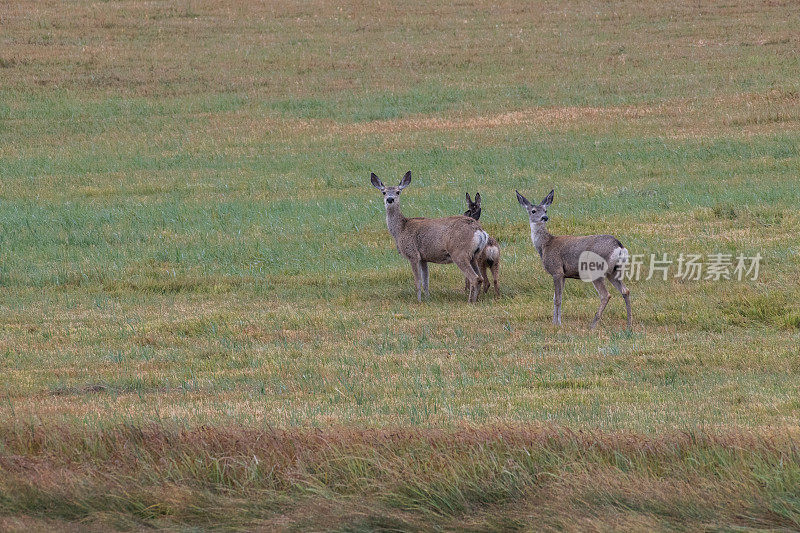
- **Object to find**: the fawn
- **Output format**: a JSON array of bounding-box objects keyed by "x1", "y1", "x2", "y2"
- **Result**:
[
  {"x1": 371, "y1": 171, "x2": 489, "y2": 303},
  {"x1": 463, "y1": 192, "x2": 501, "y2": 296},
  {"x1": 516, "y1": 189, "x2": 632, "y2": 329}
]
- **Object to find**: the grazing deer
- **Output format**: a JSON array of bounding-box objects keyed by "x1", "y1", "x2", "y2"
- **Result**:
[
  {"x1": 371, "y1": 171, "x2": 489, "y2": 303},
  {"x1": 516, "y1": 189, "x2": 632, "y2": 329},
  {"x1": 463, "y1": 193, "x2": 501, "y2": 296}
]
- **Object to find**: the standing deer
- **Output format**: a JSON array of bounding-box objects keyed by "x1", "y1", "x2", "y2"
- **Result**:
[
  {"x1": 516, "y1": 189, "x2": 632, "y2": 329},
  {"x1": 371, "y1": 171, "x2": 489, "y2": 303},
  {"x1": 463, "y1": 193, "x2": 501, "y2": 296}
]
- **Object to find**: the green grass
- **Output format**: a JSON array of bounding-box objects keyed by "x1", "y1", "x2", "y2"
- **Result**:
[{"x1": 1, "y1": 0, "x2": 800, "y2": 529}]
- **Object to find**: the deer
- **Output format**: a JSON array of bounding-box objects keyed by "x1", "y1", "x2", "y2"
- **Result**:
[
  {"x1": 371, "y1": 171, "x2": 489, "y2": 303},
  {"x1": 463, "y1": 192, "x2": 501, "y2": 296},
  {"x1": 516, "y1": 189, "x2": 632, "y2": 329}
]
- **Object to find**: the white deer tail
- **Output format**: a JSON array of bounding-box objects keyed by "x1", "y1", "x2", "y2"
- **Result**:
[
  {"x1": 472, "y1": 230, "x2": 489, "y2": 256},
  {"x1": 609, "y1": 247, "x2": 629, "y2": 273},
  {"x1": 483, "y1": 243, "x2": 499, "y2": 266}
]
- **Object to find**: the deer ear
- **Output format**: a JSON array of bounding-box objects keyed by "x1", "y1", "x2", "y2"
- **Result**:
[
  {"x1": 474, "y1": 192, "x2": 481, "y2": 207},
  {"x1": 542, "y1": 189, "x2": 554, "y2": 206},
  {"x1": 466, "y1": 192, "x2": 472, "y2": 204},
  {"x1": 398, "y1": 171, "x2": 412, "y2": 190},
  {"x1": 370, "y1": 173, "x2": 384, "y2": 189},
  {"x1": 516, "y1": 190, "x2": 532, "y2": 209}
]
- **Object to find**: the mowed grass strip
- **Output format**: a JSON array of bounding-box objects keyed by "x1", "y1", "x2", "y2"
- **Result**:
[
  {"x1": 3, "y1": 0, "x2": 798, "y2": 103},
  {"x1": 2, "y1": 288, "x2": 799, "y2": 430}
]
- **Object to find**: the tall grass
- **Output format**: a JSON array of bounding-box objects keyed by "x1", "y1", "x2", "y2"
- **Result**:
[{"x1": 1, "y1": 423, "x2": 799, "y2": 530}]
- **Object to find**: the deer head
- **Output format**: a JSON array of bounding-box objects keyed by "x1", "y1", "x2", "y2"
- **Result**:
[
  {"x1": 516, "y1": 189, "x2": 553, "y2": 226},
  {"x1": 464, "y1": 192, "x2": 482, "y2": 220},
  {"x1": 371, "y1": 171, "x2": 411, "y2": 207}
]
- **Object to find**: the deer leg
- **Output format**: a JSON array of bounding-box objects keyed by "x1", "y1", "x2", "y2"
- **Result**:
[
  {"x1": 553, "y1": 275, "x2": 564, "y2": 325},
  {"x1": 490, "y1": 261, "x2": 500, "y2": 297},
  {"x1": 469, "y1": 257, "x2": 483, "y2": 297},
  {"x1": 420, "y1": 260, "x2": 430, "y2": 297},
  {"x1": 454, "y1": 255, "x2": 480, "y2": 303},
  {"x1": 608, "y1": 274, "x2": 632, "y2": 329},
  {"x1": 469, "y1": 257, "x2": 483, "y2": 301},
  {"x1": 408, "y1": 258, "x2": 423, "y2": 302},
  {"x1": 481, "y1": 263, "x2": 490, "y2": 294},
  {"x1": 590, "y1": 278, "x2": 611, "y2": 329}
]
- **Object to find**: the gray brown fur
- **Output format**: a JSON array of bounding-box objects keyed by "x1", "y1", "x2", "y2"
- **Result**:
[
  {"x1": 371, "y1": 171, "x2": 489, "y2": 303},
  {"x1": 464, "y1": 192, "x2": 501, "y2": 296},
  {"x1": 516, "y1": 189, "x2": 632, "y2": 329}
]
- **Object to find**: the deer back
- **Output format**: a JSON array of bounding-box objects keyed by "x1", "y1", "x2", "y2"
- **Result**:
[
  {"x1": 401, "y1": 215, "x2": 485, "y2": 263},
  {"x1": 545, "y1": 234, "x2": 624, "y2": 278}
]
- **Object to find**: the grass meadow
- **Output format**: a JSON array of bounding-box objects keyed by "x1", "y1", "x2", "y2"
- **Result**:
[{"x1": 1, "y1": 0, "x2": 800, "y2": 530}]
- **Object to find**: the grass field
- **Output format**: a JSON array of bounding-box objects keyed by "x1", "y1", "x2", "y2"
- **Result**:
[{"x1": 1, "y1": 0, "x2": 800, "y2": 530}]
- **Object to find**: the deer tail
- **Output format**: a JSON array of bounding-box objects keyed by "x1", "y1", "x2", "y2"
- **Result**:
[
  {"x1": 483, "y1": 243, "x2": 499, "y2": 266},
  {"x1": 609, "y1": 247, "x2": 629, "y2": 271},
  {"x1": 472, "y1": 230, "x2": 489, "y2": 257}
]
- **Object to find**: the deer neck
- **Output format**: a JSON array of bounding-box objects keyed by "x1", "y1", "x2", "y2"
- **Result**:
[
  {"x1": 385, "y1": 202, "x2": 406, "y2": 241},
  {"x1": 530, "y1": 222, "x2": 552, "y2": 258}
]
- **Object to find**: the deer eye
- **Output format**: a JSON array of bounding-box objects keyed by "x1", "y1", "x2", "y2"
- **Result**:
[{"x1": 382, "y1": 192, "x2": 386, "y2": 195}]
